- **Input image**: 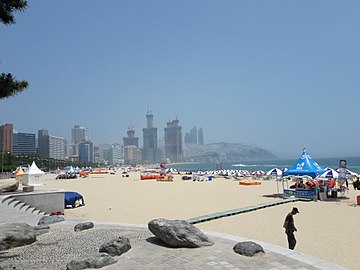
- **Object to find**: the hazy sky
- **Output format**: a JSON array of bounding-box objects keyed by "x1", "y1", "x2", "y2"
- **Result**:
[{"x1": 1, "y1": 1, "x2": 359, "y2": 158}]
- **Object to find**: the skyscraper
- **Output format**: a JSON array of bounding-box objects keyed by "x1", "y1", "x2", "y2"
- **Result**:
[
  {"x1": 13, "y1": 131, "x2": 36, "y2": 154},
  {"x1": 37, "y1": 129, "x2": 49, "y2": 158},
  {"x1": 79, "y1": 141, "x2": 94, "y2": 163},
  {"x1": 104, "y1": 144, "x2": 123, "y2": 165},
  {"x1": 0, "y1": 123, "x2": 13, "y2": 153},
  {"x1": 123, "y1": 126, "x2": 139, "y2": 147},
  {"x1": 164, "y1": 118, "x2": 183, "y2": 163},
  {"x1": 123, "y1": 126, "x2": 141, "y2": 164},
  {"x1": 198, "y1": 127, "x2": 204, "y2": 145},
  {"x1": 71, "y1": 125, "x2": 90, "y2": 159},
  {"x1": 71, "y1": 125, "x2": 89, "y2": 144},
  {"x1": 142, "y1": 111, "x2": 158, "y2": 163},
  {"x1": 184, "y1": 126, "x2": 204, "y2": 145},
  {"x1": 190, "y1": 126, "x2": 198, "y2": 144},
  {"x1": 38, "y1": 129, "x2": 66, "y2": 160}
]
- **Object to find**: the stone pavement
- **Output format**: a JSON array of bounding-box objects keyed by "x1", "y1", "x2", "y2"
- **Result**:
[{"x1": 0, "y1": 194, "x2": 347, "y2": 270}]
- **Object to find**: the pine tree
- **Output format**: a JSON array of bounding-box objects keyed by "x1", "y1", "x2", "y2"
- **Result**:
[{"x1": 0, "y1": 0, "x2": 29, "y2": 99}]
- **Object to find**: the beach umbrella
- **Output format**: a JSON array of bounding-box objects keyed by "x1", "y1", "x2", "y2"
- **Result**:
[
  {"x1": 319, "y1": 168, "x2": 339, "y2": 179},
  {"x1": 251, "y1": 170, "x2": 264, "y2": 175},
  {"x1": 67, "y1": 166, "x2": 75, "y2": 173},
  {"x1": 266, "y1": 168, "x2": 283, "y2": 176},
  {"x1": 336, "y1": 168, "x2": 358, "y2": 177}
]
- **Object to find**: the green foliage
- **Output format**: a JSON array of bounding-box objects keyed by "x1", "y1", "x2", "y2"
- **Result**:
[
  {"x1": 0, "y1": 73, "x2": 29, "y2": 99},
  {"x1": 0, "y1": 0, "x2": 28, "y2": 25},
  {"x1": 1, "y1": 152, "x2": 96, "y2": 173},
  {"x1": 0, "y1": 1, "x2": 29, "y2": 100}
]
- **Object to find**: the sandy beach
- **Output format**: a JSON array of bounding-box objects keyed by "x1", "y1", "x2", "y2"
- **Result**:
[{"x1": 40, "y1": 172, "x2": 360, "y2": 270}]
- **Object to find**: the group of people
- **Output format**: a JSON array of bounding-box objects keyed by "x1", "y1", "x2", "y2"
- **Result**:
[{"x1": 289, "y1": 179, "x2": 314, "y2": 190}]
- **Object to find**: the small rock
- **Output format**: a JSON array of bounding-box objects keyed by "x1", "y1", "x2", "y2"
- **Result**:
[
  {"x1": 38, "y1": 215, "x2": 65, "y2": 226},
  {"x1": 99, "y1": 237, "x2": 131, "y2": 256},
  {"x1": 233, "y1": 241, "x2": 264, "y2": 257},
  {"x1": 74, "y1": 222, "x2": 94, "y2": 232},
  {"x1": 32, "y1": 224, "x2": 50, "y2": 236},
  {"x1": 66, "y1": 252, "x2": 117, "y2": 270}
]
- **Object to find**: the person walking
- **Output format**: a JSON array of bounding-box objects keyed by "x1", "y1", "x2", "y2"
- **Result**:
[{"x1": 283, "y1": 207, "x2": 299, "y2": 250}]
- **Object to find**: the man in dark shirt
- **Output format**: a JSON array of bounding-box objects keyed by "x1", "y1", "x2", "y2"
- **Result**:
[{"x1": 283, "y1": 207, "x2": 299, "y2": 250}]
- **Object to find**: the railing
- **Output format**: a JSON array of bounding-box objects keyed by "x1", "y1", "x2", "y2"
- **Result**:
[{"x1": 0, "y1": 173, "x2": 14, "y2": 180}]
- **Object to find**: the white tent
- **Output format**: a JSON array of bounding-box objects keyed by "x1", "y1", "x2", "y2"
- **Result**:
[{"x1": 23, "y1": 161, "x2": 45, "y2": 186}]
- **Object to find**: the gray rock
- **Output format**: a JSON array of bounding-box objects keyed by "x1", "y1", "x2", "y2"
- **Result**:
[
  {"x1": 0, "y1": 223, "x2": 36, "y2": 251},
  {"x1": 99, "y1": 237, "x2": 131, "y2": 256},
  {"x1": 38, "y1": 215, "x2": 65, "y2": 226},
  {"x1": 32, "y1": 224, "x2": 50, "y2": 236},
  {"x1": 233, "y1": 241, "x2": 264, "y2": 257},
  {"x1": 0, "y1": 178, "x2": 19, "y2": 193},
  {"x1": 66, "y1": 252, "x2": 117, "y2": 270},
  {"x1": 148, "y1": 218, "x2": 214, "y2": 248},
  {"x1": 74, "y1": 221, "x2": 94, "y2": 232}
]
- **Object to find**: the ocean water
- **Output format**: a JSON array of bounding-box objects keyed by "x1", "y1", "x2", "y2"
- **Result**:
[{"x1": 169, "y1": 156, "x2": 360, "y2": 174}]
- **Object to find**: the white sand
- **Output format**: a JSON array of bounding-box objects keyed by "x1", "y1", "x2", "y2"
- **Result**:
[{"x1": 41, "y1": 172, "x2": 360, "y2": 270}]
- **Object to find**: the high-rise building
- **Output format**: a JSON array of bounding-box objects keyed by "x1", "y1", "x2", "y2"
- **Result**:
[
  {"x1": 104, "y1": 144, "x2": 123, "y2": 165},
  {"x1": 38, "y1": 129, "x2": 49, "y2": 158},
  {"x1": 198, "y1": 127, "x2": 204, "y2": 145},
  {"x1": 164, "y1": 118, "x2": 183, "y2": 163},
  {"x1": 124, "y1": 145, "x2": 142, "y2": 165},
  {"x1": 142, "y1": 111, "x2": 158, "y2": 163},
  {"x1": 190, "y1": 126, "x2": 198, "y2": 144},
  {"x1": 0, "y1": 123, "x2": 13, "y2": 153},
  {"x1": 71, "y1": 125, "x2": 90, "y2": 158},
  {"x1": 38, "y1": 129, "x2": 66, "y2": 160},
  {"x1": 123, "y1": 126, "x2": 139, "y2": 147},
  {"x1": 71, "y1": 125, "x2": 89, "y2": 144},
  {"x1": 13, "y1": 131, "x2": 36, "y2": 154},
  {"x1": 79, "y1": 141, "x2": 94, "y2": 163},
  {"x1": 123, "y1": 126, "x2": 140, "y2": 164},
  {"x1": 184, "y1": 133, "x2": 191, "y2": 144},
  {"x1": 184, "y1": 126, "x2": 204, "y2": 146}
]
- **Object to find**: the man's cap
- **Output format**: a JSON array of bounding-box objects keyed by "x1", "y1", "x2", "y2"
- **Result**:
[{"x1": 293, "y1": 207, "x2": 299, "y2": 213}]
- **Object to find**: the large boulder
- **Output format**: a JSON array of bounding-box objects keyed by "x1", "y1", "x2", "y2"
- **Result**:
[
  {"x1": 38, "y1": 215, "x2": 65, "y2": 226},
  {"x1": 66, "y1": 253, "x2": 117, "y2": 270},
  {"x1": 74, "y1": 222, "x2": 94, "y2": 232},
  {"x1": 233, "y1": 241, "x2": 265, "y2": 257},
  {"x1": 99, "y1": 237, "x2": 131, "y2": 256},
  {"x1": 0, "y1": 223, "x2": 36, "y2": 251},
  {"x1": 0, "y1": 179, "x2": 19, "y2": 193},
  {"x1": 148, "y1": 218, "x2": 214, "y2": 248}
]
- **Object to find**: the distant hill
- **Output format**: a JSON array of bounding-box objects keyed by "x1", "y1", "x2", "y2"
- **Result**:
[{"x1": 184, "y1": 142, "x2": 277, "y2": 162}]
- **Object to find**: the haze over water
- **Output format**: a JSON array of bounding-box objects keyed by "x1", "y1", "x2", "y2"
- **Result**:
[{"x1": 170, "y1": 157, "x2": 360, "y2": 174}]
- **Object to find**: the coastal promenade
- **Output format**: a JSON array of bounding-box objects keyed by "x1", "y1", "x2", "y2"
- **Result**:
[{"x1": 0, "y1": 192, "x2": 347, "y2": 270}]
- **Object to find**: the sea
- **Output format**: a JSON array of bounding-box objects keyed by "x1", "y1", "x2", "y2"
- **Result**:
[{"x1": 169, "y1": 156, "x2": 360, "y2": 174}]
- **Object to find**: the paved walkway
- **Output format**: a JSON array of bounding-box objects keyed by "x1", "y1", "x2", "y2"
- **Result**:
[{"x1": 0, "y1": 194, "x2": 347, "y2": 270}]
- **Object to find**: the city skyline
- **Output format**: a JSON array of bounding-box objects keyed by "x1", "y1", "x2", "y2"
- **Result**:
[
  {"x1": 1, "y1": 1, "x2": 359, "y2": 158},
  {"x1": 1, "y1": 114, "x2": 200, "y2": 164},
  {"x1": 1, "y1": 114, "x2": 204, "y2": 149}
]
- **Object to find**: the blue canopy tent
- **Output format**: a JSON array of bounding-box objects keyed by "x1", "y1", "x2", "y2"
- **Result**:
[{"x1": 283, "y1": 148, "x2": 326, "y2": 179}]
